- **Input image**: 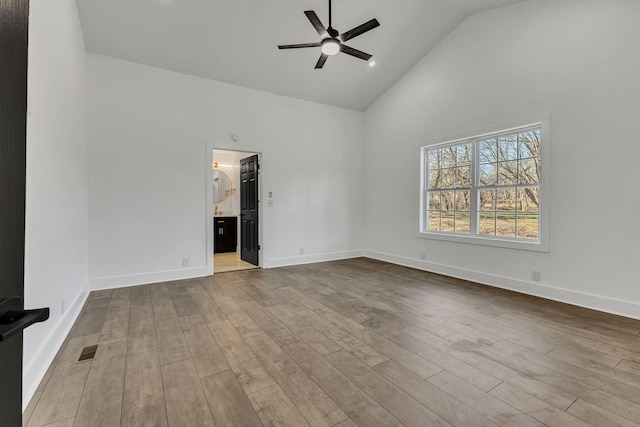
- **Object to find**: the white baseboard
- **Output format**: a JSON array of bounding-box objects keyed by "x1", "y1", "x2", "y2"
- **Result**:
[
  {"x1": 266, "y1": 250, "x2": 365, "y2": 269},
  {"x1": 364, "y1": 250, "x2": 640, "y2": 321},
  {"x1": 90, "y1": 252, "x2": 366, "y2": 288},
  {"x1": 89, "y1": 267, "x2": 209, "y2": 291},
  {"x1": 22, "y1": 281, "x2": 90, "y2": 412}
]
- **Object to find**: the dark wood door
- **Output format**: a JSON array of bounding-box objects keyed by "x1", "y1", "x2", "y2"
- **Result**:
[
  {"x1": 1, "y1": 2, "x2": 49, "y2": 424},
  {"x1": 240, "y1": 155, "x2": 259, "y2": 266},
  {"x1": 1, "y1": 1, "x2": 31, "y2": 424}
]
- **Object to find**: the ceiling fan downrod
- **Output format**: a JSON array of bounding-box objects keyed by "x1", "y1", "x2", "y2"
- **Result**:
[{"x1": 328, "y1": 0, "x2": 338, "y2": 38}]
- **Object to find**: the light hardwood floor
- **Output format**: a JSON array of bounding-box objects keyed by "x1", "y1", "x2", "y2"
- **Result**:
[
  {"x1": 214, "y1": 252, "x2": 258, "y2": 273},
  {"x1": 23, "y1": 258, "x2": 640, "y2": 427}
]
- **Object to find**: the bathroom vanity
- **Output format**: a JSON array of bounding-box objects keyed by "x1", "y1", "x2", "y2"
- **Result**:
[{"x1": 214, "y1": 216, "x2": 237, "y2": 253}]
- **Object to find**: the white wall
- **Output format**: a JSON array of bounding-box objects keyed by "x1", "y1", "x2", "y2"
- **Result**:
[
  {"x1": 87, "y1": 54, "x2": 365, "y2": 287},
  {"x1": 24, "y1": 0, "x2": 89, "y2": 408},
  {"x1": 364, "y1": 0, "x2": 640, "y2": 318}
]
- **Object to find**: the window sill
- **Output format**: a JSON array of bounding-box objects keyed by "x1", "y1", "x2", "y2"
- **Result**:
[{"x1": 417, "y1": 231, "x2": 549, "y2": 253}]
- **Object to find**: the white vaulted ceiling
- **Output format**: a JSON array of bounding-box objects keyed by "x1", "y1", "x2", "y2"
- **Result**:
[{"x1": 76, "y1": 0, "x2": 525, "y2": 111}]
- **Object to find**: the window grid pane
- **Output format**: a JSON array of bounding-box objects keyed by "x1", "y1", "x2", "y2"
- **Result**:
[
  {"x1": 428, "y1": 210, "x2": 441, "y2": 231},
  {"x1": 479, "y1": 212, "x2": 496, "y2": 236},
  {"x1": 424, "y1": 126, "x2": 540, "y2": 241},
  {"x1": 425, "y1": 141, "x2": 473, "y2": 235}
]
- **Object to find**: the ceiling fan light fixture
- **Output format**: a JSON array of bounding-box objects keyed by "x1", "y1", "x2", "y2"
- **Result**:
[
  {"x1": 321, "y1": 39, "x2": 341, "y2": 56},
  {"x1": 278, "y1": 0, "x2": 380, "y2": 69}
]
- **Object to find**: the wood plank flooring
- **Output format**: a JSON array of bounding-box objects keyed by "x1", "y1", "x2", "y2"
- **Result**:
[{"x1": 23, "y1": 258, "x2": 640, "y2": 427}]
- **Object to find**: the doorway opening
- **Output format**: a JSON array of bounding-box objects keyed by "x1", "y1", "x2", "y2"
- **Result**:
[{"x1": 211, "y1": 149, "x2": 260, "y2": 274}]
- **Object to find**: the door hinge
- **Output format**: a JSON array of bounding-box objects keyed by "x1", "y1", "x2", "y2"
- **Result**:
[{"x1": 258, "y1": 245, "x2": 261, "y2": 250}]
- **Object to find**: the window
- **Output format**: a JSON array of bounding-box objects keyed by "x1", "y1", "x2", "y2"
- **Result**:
[{"x1": 420, "y1": 119, "x2": 548, "y2": 251}]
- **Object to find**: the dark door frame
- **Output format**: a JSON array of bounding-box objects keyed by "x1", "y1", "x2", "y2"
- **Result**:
[
  {"x1": 207, "y1": 145, "x2": 263, "y2": 274},
  {"x1": 1, "y1": 0, "x2": 30, "y2": 424}
]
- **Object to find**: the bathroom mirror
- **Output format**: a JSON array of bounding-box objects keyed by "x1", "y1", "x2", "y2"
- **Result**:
[{"x1": 212, "y1": 169, "x2": 233, "y2": 203}]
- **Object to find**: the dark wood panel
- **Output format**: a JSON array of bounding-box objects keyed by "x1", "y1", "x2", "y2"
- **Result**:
[
  {"x1": 240, "y1": 155, "x2": 259, "y2": 265},
  {"x1": 1, "y1": 0, "x2": 30, "y2": 424}
]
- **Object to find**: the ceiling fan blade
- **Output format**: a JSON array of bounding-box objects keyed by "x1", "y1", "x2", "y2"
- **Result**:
[
  {"x1": 278, "y1": 42, "x2": 322, "y2": 49},
  {"x1": 338, "y1": 18, "x2": 380, "y2": 42},
  {"x1": 315, "y1": 53, "x2": 329, "y2": 69},
  {"x1": 304, "y1": 10, "x2": 329, "y2": 39},
  {"x1": 341, "y1": 45, "x2": 372, "y2": 61}
]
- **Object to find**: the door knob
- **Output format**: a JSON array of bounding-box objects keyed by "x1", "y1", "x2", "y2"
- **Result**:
[{"x1": 0, "y1": 297, "x2": 49, "y2": 342}]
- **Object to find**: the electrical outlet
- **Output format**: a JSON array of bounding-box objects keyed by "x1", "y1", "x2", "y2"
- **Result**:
[
  {"x1": 60, "y1": 299, "x2": 66, "y2": 315},
  {"x1": 267, "y1": 200, "x2": 274, "y2": 207},
  {"x1": 420, "y1": 252, "x2": 426, "y2": 260},
  {"x1": 532, "y1": 271, "x2": 540, "y2": 282},
  {"x1": 183, "y1": 258, "x2": 189, "y2": 267},
  {"x1": 299, "y1": 248, "x2": 304, "y2": 255}
]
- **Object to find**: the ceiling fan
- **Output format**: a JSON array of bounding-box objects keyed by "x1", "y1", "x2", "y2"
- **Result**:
[{"x1": 278, "y1": 0, "x2": 380, "y2": 69}]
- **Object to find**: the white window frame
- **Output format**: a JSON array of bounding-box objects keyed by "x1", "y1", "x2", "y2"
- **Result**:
[{"x1": 418, "y1": 115, "x2": 550, "y2": 252}]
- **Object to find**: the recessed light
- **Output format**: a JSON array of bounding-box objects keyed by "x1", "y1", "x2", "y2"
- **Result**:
[{"x1": 369, "y1": 61, "x2": 376, "y2": 67}]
